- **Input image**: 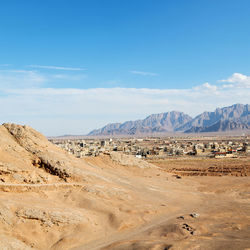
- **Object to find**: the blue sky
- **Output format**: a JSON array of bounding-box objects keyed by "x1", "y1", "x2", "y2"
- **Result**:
[{"x1": 0, "y1": 0, "x2": 250, "y2": 135}]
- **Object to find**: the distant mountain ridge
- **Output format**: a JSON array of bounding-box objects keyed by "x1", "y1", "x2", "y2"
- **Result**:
[
  {"x1": 89, "y1": 111, "x2": 192, "y2": 135},
  {"x1": 88, "y1": 104, "x2": 250, "y2": 136},
  {"x1": 183, "y1": 104, "x2": 250, "y2": 133}
]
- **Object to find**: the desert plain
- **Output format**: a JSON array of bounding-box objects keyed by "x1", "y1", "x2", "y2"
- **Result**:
[{"x1": 0, "y1": 123, "x2": 249, "y2": 250}]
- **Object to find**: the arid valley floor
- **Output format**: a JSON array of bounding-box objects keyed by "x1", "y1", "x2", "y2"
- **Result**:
[{"x1": 0, "y1": 124, "x2": 249, "y2": 249}]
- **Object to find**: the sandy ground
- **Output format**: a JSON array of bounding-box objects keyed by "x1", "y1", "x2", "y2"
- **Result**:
[{"x1": 0, "y1": 124, "x2": 249, "y2": 249}]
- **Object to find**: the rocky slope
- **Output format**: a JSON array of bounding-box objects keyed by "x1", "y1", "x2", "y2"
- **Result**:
[
  {"x1": 88, "y1": 104, "x2": 250, "y2": 136},
  {"x1": 1, "y1": 123, "x2": 89, "y2": 183},
  {"x1": 181, "y1": 103, "x2": 250, "y2": 133},
  {"x1": 88, "y1": 111, "x2": 192, "y2": 136},
  {"x1": 185, "y1": 120, "x2": 249, "y2": 133}
]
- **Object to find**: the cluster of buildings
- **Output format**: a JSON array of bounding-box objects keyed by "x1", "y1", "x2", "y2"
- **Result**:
[{"x1": 50, "y1": 137, "x2": 250, "y2": 159}]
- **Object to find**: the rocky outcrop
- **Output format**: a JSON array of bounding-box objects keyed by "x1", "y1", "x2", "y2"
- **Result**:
[
  {"x1": 16, "y1": 207, "x2": 85, "y2": 226},
  {"x1": 2, "y1": 123, "x2": 85, "y2": 182}
]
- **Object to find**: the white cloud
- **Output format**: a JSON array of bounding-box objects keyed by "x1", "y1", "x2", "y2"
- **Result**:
[
  {"x1": 28, "y1": 65, "x2": 87, "y2": 71},
  {"x1": 193, "y1": 82, "x2": 218, "y2": 92},
  {"x1": 219, "y1": 73, "x2": 248, "y2": 83},
  {"x1": 130, "y1": 70, "x2": 157, "y2": 76},
  {"x1": 219, "y1": 73, "x2": 250, "y2": 88},
  {"x1": 0, "y1": 72, "x2": 249, "y2": 135}
]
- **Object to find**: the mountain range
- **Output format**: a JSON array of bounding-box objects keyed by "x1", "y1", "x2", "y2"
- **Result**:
[{"x1": 88, "y1": 104, "x2": 250, "y2": 136}]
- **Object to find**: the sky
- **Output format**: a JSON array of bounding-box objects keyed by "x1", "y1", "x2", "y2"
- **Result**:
[{"x1": 0, "y1": 0, "x2": 250, "y2": 136}]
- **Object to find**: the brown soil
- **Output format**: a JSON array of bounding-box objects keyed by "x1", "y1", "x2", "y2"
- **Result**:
[{"x1": 0, "y1": 124, "x2": 249, "y2": 249}]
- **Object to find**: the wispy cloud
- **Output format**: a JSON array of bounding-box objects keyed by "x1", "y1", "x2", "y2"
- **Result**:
[
  {"x1": 28, "y1": 65, "x2": 87, "y2": 71},
  {"x1": 0, "y1": 64, "x2": 11, "y2": 67},
  {"x1": 0, "y1": 69, "x2": 46, "y2": 89},
  {"x1": 130, "y1": 70, "x2": 157, "y2": 76},
  {"x1": 51, "y1": 74, "x2": 87, "y2": 81},
  {"x1": 0, "y1": 68, "x2": 87, "y2": 90},
  {"x1": 0, "y1": 69, "x2": 36, "y2": 73}
]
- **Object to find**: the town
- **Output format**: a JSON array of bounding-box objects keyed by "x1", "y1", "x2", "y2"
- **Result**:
[{"x1": 50, "y1": 136, "x2": 250, "y2": 159}]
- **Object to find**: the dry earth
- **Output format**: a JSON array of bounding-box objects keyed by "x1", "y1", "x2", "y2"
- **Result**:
[
  {"x1": 148, "y1": 157, "x2": 250, "y2": 177},
  {"x1": 0, "y1": 123, "x2": 249, "y2": 249}
]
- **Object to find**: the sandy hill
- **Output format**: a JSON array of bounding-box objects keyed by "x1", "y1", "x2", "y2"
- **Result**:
[{"x1": 0, "y1": 123, "x2": 249, "y2": 249}]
